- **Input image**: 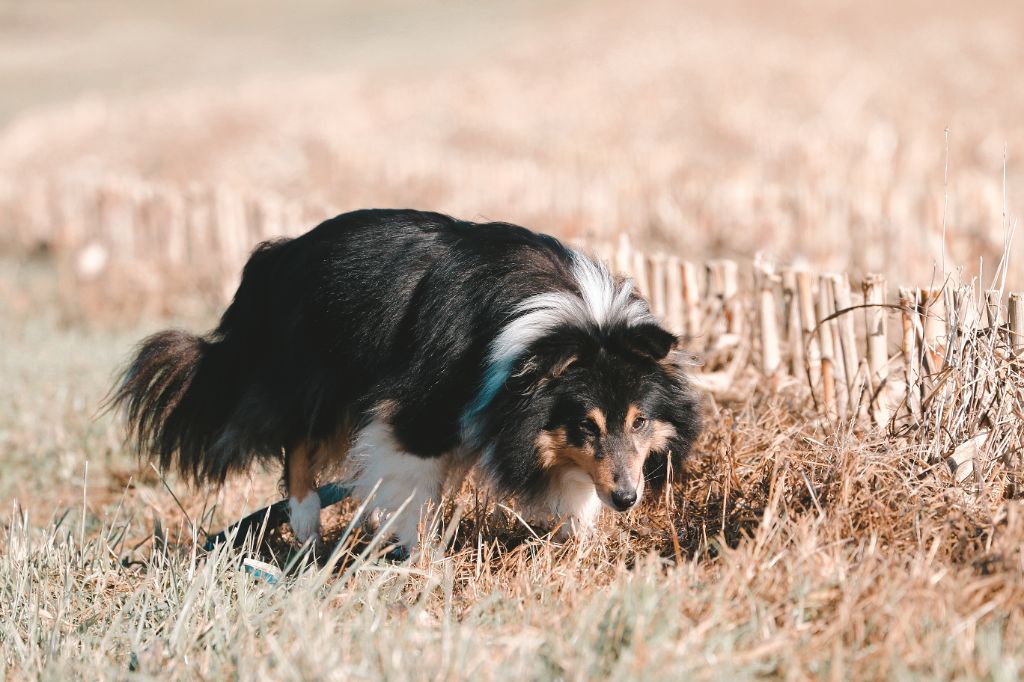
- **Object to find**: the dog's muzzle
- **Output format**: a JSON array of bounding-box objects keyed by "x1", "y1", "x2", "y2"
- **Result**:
[{"x1": 610, "y1": 487, "x2": 638, "y2": 511}]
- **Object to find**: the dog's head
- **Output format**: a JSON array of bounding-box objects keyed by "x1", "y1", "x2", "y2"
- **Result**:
[
  {"x1": 532, "y1": 322, "x2": 699, "y2": 511},
  {"x1": 480, "y1": 315, "x2": 702, "y2": 512}
]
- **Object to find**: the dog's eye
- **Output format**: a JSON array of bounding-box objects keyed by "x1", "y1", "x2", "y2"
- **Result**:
[
  {"x1": 578, "y1": 418, "x2": 600, "y2": 436},
  {"x1": 631, "y1": 415, "x2": 648, "y2": 431}
]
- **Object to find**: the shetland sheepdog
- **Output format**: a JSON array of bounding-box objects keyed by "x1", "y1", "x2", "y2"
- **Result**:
[{"x1": 112, "y1": 209, "x2": 701, "y2": 551}]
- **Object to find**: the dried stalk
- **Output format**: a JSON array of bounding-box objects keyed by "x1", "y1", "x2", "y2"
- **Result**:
[
  {"x1": 721, "y1": 260, "x2": 741, "y2": 336},
  {"x1": 782, "y1": 269, "x2": 804, "y2": 380},
  {"x1": 665, "y1": 255, "x2": 685, "y2": 336},
  {"x1": 649, "y1": 253, "x2": 669, "y2": 321},
  {"x1": 817, "y1": 276, "x2": 839, "y2": 421},
  {"x1": 821, "y1": 275, "x2": 849, "y2": 419},
  {"x1": 1010, "y1": 292, "x2": 1024, "y2": 355},
  {"x1": 899, "y1": 287, "x2": 922, "y2": 424},
  {"x1": 796, "y1": 271, "x2": 822, "y2": 394},
  {"x1": 862, "y1": 274, "x2": 890, "y2": 426},
  {"x1": 920, "y1": 286, "x2": 946, "y2": 377},
  {"x1": 831, "y1": 273, "x2": 862, "y2": 415},
  {"x1": 632, "y1": 251, "x2": 651, "y2": 297},
  {"x1": 706, "y1": 260, "x2": 731, "y2": 338},
  {"x1": 755, "y1": 261, "x2": 781, "y2": 377},
  {"x1": 615, "y1": 233, "x2": 633, "y2": 281},
  {"x1": 681, "y1": 261, "x2": 702, "y2": 341},
  {"x1": 985, "y1": 288, "x2": 1002, "y2": 328}
]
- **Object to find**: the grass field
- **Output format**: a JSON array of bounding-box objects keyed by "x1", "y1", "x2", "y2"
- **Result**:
[
  {"x1": 3, "y1": 0, "x2": 1024, "y2": 679},
  {"x1": 3, "y1": 254, "x2": 1023, "y2": 679}
]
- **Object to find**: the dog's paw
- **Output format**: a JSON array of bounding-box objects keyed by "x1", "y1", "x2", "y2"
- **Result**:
[
  {"x1": 549, "y1": 515, "x2": 597, "y2": 543},
  {"x1": 361, "y1": 507, "x2": 422, "y2": 559},
  {"x1": 288, "y1": 494, "x2": 322, "y2": 545}
]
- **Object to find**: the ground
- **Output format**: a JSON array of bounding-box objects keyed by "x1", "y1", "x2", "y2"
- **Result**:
[
  {"x1": 3, "y1": 1, "x2": 1024, "y2": 679},
  {"x1": 2, "y1": 254, "x2": 1023, "y2": 679}
]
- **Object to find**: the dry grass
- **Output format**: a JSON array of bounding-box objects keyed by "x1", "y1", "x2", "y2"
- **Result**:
[
  {"x1": 4, "y1": 1, "x2": 1024, "y2": 678},
  {"x1": 3, "y1": 258, "x2": 1024, "y2": 680}
]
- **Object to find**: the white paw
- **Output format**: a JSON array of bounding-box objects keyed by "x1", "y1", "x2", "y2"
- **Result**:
[
  {"x1": 288, "y1": 493, "x2": 321, "y2": 544},
  {"x1": 390, "y1": 508, "x2": 424, "y2": 553},
  {"x1": 552, "y1": 515, "x2": 597, "y2": 542},
  {"x1": 364, "y1": 506, "x2": 422, "y2": 554}
]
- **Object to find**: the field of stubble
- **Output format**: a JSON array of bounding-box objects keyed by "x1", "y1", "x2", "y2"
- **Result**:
[{"x1": 3, "y1": 1, "x2": 1024, "y2": 679}]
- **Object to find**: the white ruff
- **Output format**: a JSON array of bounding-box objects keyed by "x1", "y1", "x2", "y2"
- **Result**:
[
  {"x1": 463, "y1": 251, "x2": 654, "y2": 444},
  {"x1": 347, "y1": 419, "x2": 452, "y2": 551},
  {"x1": 491, "y1": 253, "x2": 653, "y2": 364}
]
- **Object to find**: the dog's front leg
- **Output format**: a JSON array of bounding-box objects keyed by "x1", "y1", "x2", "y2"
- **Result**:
[{"x1": 349, "y1": 420, "x2": 454, "y2": 555}]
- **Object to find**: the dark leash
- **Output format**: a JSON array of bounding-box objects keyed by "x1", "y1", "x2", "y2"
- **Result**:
[{"x1": 203, "y1": 481, "x2": 353, "y2": 552}]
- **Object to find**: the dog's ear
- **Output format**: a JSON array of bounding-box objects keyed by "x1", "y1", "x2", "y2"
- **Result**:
[
  {"x1": 612, "y1": 322, "x2": 677, "y2": 361},
  {"x1": 507, "y1": 342, "x2": 579, "y2": 397},
  {"x1": 507, "y1": 325, "x2": 594, "y2": 396}
]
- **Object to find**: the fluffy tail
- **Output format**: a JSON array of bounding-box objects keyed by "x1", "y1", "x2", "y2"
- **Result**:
[
  {"x1": 110, "y1": 329, "x2": 248, "y2": 485},
  {"x1": 110, "y1": 239, "x2": 295, "y2": 485}
]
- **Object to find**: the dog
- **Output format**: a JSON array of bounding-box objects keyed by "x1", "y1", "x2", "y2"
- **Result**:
[{"x1": 112, "y1": 209, "x2": 702, "y2": 552}]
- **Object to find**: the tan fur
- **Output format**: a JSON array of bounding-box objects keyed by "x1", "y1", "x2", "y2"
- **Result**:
[
  {"x1": 536, "y1": 428, "x2": 616, "y2": 492},
  {"x1": 625, "y1": 404, "x2": 642, "y2": 431},
  {"x1": 625, "y1": 405, "x2": 677, "y2": 457},
  {"x1": 286, "y1": 415, "x2": 357, "y2": 498},
  {"x1": 552, "y1": 354, "x2": 579, "y2": 378},
  {"x1": 287, "y1": 441, "x2": 320, "y2": 501},
  {"x1": 525, "y1": 354, "x2": 579, "y2": 393},
  {"x1": 536, "y1": 405, "x2": 679, "y2": 501},
  {"x1": 620, "y1": 407, "x2": 647, "y2": 491},
  {"x1": 645, "y1": 420, "x2": 677, "y2": 454},
  {"x1": 372, "y1": 399, "x2": 398, "y2": 421}
]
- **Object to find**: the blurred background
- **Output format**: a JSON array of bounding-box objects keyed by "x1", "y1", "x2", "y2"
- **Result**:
[
  {"x1": 1, "y1": 0, "x2": 1022, "y2": 511},
  {"x1": 3, "y1": 0, "x2": 1024, "y2": 314}
]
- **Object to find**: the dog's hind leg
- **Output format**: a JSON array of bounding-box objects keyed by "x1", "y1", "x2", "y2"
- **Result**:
[{"x1": 286, "y1": 442, "x2": 324, "y2": 544}]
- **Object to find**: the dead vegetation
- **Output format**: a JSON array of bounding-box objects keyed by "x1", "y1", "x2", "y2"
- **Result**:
[
  {"x1": 2, "y1": 256, "x2": 1023, "y2": 678},
  {"x1": 5, "y1": 0, "x2": 1024, "y2": 302},
  {"x1": 4, "y1": 0, "x2": 1024, "y2": 678}
]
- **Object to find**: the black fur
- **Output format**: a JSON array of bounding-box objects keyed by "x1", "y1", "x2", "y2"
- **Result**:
[{"x1": 111, "y1": 209, "x2": 701, "y2": 504}]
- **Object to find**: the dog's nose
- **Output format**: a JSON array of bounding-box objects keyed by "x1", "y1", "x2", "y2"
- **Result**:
[{"x1": 611, "y1": 488, "x2": 638, "y2": 511}]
